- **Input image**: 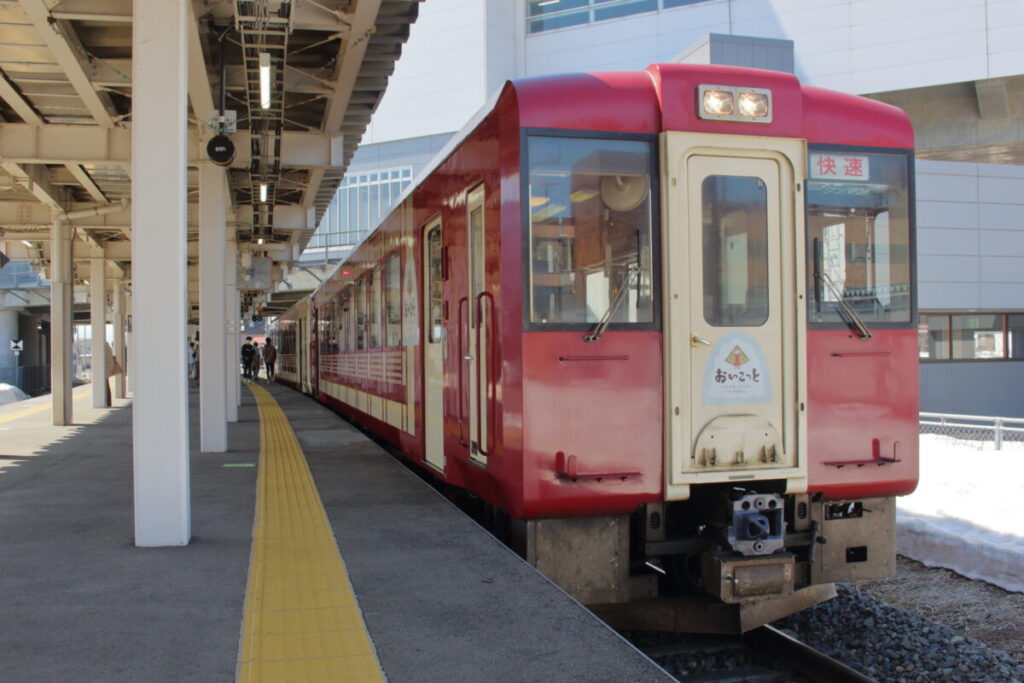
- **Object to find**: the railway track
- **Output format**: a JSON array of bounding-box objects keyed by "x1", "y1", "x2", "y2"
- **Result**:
[{"x1": 633, "y1": 625, "x2": 877, "y2": 682}]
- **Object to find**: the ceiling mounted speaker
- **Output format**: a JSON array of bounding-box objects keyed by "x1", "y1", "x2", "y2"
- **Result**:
[
  {"x1": 599, "y1": 174, "x2": 649, "y2": 212},
  {"x1": 207, "y1": 134, "x2": 235, "y2": 167}
]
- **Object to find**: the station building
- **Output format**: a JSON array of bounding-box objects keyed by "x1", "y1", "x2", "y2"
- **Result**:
[{"x1": 304, "y1": 0, "x2": 1024, "y2": 417}]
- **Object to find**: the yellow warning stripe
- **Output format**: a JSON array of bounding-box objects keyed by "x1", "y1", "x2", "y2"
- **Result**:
[
  {"x1": 0, "y1": 388, "x2": 93, "y2": 426},
  {"x1": 238, "y1": 383, "x2": 384, "y2": 683}
]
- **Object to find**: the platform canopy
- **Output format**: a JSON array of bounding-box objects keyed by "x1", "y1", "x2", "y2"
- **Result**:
[{"x1": 0, "y1": 0, "x2": 420, "y2": 321}]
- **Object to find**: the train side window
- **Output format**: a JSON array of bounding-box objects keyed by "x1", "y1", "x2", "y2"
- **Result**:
[
  {"x1": 701, "y1": 175, "x2": 769, "y2": 327},
  {"x1": 370, "y1": 265, "x2": 382, "y2": 349},
  {"x1": 526, "y1": 135, "x2": 655, "y2": 326},
  {"x1": 356, "y1": 277, "x2": 367, "y2": 351},
  {"x1": 427, "y1": 225, "x2": 443, "y2": 343},
  {"x1": 384, "y1": 251, "x2": 402, "y2": 347}
]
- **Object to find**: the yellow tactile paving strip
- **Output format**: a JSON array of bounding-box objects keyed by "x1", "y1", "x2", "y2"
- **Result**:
[{"x1": 238, "y1": 382, "x2": 384, "y2": 683}]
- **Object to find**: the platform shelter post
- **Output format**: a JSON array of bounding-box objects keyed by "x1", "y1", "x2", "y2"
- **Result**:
[
  {"x1": 131, "y1": 0, "x2": 190, "y2": 546},
  {"x1": 49, "y1": 216, "x2": 72, "y2": 425},
  {"x1": 199, "y1": 161, "x2": 228, "y2": 451},
  {"x1": 90, "y1": 254, "x2": 107, "y2": 408}
]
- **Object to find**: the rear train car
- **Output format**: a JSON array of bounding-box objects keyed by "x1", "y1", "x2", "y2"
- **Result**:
[{"x1": 272, "y1": 63, "x2": 918, "y2": 631}]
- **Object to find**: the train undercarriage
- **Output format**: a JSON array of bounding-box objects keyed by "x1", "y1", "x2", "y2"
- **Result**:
[{"x1": 507, "y1": 486, "x2": 896, "y2": 634}]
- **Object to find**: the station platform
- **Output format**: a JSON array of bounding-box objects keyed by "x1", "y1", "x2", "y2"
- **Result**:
[{"x1": 0, "y1": 381, "x2": 670, "y2": 682}]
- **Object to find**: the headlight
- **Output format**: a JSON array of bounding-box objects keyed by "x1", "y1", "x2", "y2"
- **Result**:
[
  {"x1": 698, "y1": 85, "x2": 772, "y2": 123},
  {"x1": 702, "y1": 89, "x2": 735, "y2": 116}
]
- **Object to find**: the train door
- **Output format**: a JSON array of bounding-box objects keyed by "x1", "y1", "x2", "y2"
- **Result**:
[
  {"x1": 310, "y1": 306, "x2": 320, "y2": 396},
  {"x1": 422, "y1": 218, "x2": 445, "y2": 471},
  {"x1": 662, "y1": 134, "x2": 807, "y2": 500},
  {"x1": 296, "y1": 313, "x2": 303, "y2": 393},
  {"x1": 461, "y1": 185, "x2": 490, "y2": 465}
]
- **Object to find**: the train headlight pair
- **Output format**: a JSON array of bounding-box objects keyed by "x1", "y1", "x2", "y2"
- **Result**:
[{"x1": 698, "y1": 85, "x2": 772, "y2": 123}]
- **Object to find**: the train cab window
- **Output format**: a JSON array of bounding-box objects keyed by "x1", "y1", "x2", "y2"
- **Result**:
[
  {"x1": 526, "y1": 135, "x2": 655, "y2": 327},
  {"x1": 701, "y1": 176, "x2": 769, "y2": 327},
  {"x1": 807, "y1": 150, "x2": 912, "y2": 327},
  {"x1": 384, "y1": 252, "x2": 402, "y2": 347},
  {"x1": 356, "y1": 277, "x2": 367, "y2": 350}
]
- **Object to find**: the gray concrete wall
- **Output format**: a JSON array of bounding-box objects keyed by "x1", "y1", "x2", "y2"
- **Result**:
[
  {"x1": 916, "y1": 159, "x2": 1024, "y2": 418},
  {"x1": 916, "y1": 160, "x2": 1024, "y2": 309},
  {"x1": 920, "y1": 361, "x2": 1024, "y2": 418}
]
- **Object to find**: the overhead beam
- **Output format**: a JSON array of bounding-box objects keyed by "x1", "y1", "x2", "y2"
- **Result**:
[
  {"x1": 0, "y1": 123, "x2": 347, "y2": 170},
  {"x1": 18, "y1": 0, "x2": 119, "y2": 127},
  {"x1": 301, "y1": 0, "x2": 382, "y2": 207},
  {"x1": 65, "y1": 164, "x2": 109, "y2": 204},
  {"x1": 0, "y1": 69, "x2": 45, "y2": 125},
  {"x1": 186, "y1": 0, "x2": 217, "y2": 133},
  {"x1": 1, "y1": 162, "x2": 65, "y2": 211}
]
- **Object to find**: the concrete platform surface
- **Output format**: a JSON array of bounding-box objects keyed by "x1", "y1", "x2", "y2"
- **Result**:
[{"x1": 0, "y1": 381, "x2": 671, "y2": 682}]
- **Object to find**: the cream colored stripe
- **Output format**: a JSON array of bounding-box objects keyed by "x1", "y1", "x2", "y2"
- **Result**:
[{"x1": 0, "y1": 389, "x2": 93, "y2": 425}]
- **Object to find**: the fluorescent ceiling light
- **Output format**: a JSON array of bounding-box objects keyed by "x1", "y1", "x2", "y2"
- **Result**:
[
  {"x1": 259, "y1": 182, "x2": 268, "y2": 203},
  {"x1": 21, "y1": 240, "x2": 33, "y2": 247},
  {"x1": 259, "y1": 52, "x2": 271, "y2": 110}
]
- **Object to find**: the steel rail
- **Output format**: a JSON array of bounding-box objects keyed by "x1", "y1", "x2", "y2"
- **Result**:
[{"x1": 744, "y1": 625, "x2": 878, "y2": 683}]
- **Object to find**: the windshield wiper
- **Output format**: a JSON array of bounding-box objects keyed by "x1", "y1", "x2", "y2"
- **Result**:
[
  {"x1": 816, "y1": 270, "x2": 872, "y2": 339},
  {"x1": 584, "y1": 266, "x2": 639, "y2": 343}
]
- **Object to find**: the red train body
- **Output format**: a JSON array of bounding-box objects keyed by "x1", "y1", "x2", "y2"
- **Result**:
[{"x1": 273, "y1": 64, "x2": 918, "y2": 630}]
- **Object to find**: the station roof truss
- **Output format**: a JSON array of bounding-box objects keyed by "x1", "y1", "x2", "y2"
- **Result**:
[{"x1": 0, "y1": 0, "x2": 420, "y2": 320}]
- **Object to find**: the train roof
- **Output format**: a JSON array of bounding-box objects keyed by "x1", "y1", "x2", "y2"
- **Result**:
[{"x1": 393, "y1": 63, "x2": 912, "y2": 219}]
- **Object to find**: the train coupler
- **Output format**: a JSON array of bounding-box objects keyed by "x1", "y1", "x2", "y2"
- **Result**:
[{"x1": 702, "y1": 551, "x2": 795, "y2": 603}]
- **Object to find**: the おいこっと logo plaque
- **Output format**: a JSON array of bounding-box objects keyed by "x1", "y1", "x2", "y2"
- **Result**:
[{"x1": 701, "y1": 332, "x2": 772, "y2": 405}]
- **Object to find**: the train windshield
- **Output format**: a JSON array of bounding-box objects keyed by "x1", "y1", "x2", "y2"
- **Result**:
[
  {"x1": 806, "y1": 149, "x2": 912, "y2": 327},
  {"x1": 526, "y1": 135, "x2": 655, "y2": 327}
]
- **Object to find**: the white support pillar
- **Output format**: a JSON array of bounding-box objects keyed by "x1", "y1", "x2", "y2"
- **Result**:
[
  {"x1": 199, "y1": 162, "x2": 228, "y2": 451},
  {"x1": 226, "y1": 235, "x2": 239, "y2": 421},
  {"x1": 113, "y1": 278, "x2": 126, "y2": 399},
  {"x1": 131, "y1": 0, "x2": 190, "y2": 547},
  {"x1": 90, "y1": 255, "x2": 108, "y2": 408},
  {"x1": 50, "y1": 217, "x2": 73, "y2": 425}
]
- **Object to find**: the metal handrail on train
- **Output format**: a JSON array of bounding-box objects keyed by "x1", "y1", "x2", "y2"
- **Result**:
[
  {"x1": 920, "y1": 412, "x2": 1024, "y2": 450},
  {"x1": 474, "y1": 291, "x2": 496, "y2": 457},
  {"x1": 457, "y1": 296, "x2": 469, "y2": 448}
]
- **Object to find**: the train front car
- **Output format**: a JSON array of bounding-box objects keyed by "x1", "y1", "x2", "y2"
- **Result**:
[{"x1": 513, "y1": 65, "x2": 917, "y2": 632}]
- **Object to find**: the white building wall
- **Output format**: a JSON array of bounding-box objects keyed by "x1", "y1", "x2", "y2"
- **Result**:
[
  {"x1": 916, "y1": 160, "x2": 1024, "y2": 310},
  {"x1": 363, "y1": 0, "x2": 491, "y2": 144},
  {"x1": 524, "y1": 0, "x2": 1024, "y2": 95}
]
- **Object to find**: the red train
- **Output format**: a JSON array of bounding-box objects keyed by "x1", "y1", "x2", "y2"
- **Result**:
[{"x1": 272, "y1": 63, "x2": 918, "y2": 632}]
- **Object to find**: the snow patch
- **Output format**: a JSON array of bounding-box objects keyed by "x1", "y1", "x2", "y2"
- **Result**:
[
  {"x1": 897, "y1": 435, "x2": 1024, "y2": 593},
  {"x1": 0, "y1": 383, "x2": 29, "y2": 405}
]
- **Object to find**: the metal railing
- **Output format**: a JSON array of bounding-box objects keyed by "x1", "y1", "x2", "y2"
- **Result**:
[
  {"x1": 0, "y1": 365, "x2": 51, "y2": 397},
  {"x1": 920, "y1": 412, "x2": 1024, "y2": 450}
]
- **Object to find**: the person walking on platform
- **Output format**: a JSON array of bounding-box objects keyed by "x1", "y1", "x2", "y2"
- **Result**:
[
  {"x1": 262, "y1": 338, "x2": 277, "y2": 381},
  {"x1": 252, "y1": 342, "x2": 263, "y2": 380},
  {"x1": 188, "y1": 342, "x2": 197, "y2": 380},
  {"x1": 105, "y1": 341, "x2": 122, "y2": 407},
  {"x1": 241, "y1": 337, "x2": 255, "y2": 379}
]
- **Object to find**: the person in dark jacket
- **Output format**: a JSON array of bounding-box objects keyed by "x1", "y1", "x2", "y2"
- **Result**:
[
  {"x1": 262, "y1": 339, "x2": 278, "y2": 381},
  {"x1": 241, "y1": 337, "x2": 255, "y2": 379}
]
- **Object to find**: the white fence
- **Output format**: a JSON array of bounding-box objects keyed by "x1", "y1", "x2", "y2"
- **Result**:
[{"x1": 920, "y1": 413, "x2": 1024, "y2": 450}]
